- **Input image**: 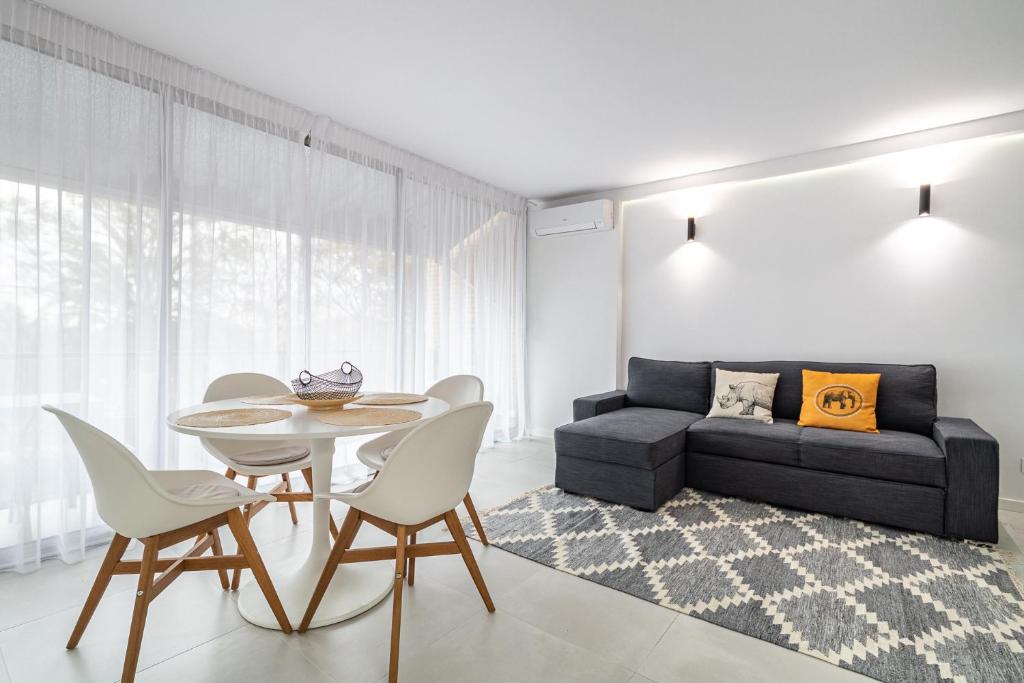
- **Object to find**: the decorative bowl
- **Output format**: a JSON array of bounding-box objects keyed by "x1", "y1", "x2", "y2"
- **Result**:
[{"x1": 291, "y1": 362, "x2": 363, "y2": 401}]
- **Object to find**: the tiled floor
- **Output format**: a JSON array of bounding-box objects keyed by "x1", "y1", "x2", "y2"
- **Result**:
[{"x1": 1, "y1": 438, "x2": 1022, "y2": 683}]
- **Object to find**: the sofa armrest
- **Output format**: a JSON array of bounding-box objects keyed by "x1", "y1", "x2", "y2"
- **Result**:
[
  {"x1": 573, "y1": 390, "x2": 627, "y2": 421},
  {"x1": 934, "y1": 417, "x2": 999, "y2": 543}
]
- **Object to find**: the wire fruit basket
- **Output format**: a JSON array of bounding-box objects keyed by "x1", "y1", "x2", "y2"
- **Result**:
[{"x1": 290, "y1": 362, "x2": 363, "y2": 409}]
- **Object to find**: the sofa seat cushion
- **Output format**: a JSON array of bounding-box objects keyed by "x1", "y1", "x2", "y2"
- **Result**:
[
  {"x1": 686, "y1": 417, "x2": 801, "y2": 466},
  {"x1": 555, "y1": 407, "x2": 702, "y2": 469},
  {"x1": 799, "y1": 427, "x2": 946, "y2": 487}
]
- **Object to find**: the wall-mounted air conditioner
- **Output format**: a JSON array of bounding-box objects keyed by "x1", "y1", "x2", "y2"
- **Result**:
[{"x1": 531, "y1": 199, "x2": 614, "y2": 237}]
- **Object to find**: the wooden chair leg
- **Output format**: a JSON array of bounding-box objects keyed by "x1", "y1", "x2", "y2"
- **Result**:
[
  {"x1": 282, "y1": 472, "x2": 299, "y2": 525},
  {"x1": 227, "y1": 508, "x2": 292, "y2": 633},
  {"x1": 407, "y1": 531, "x2": 416, "y2": 586},
  {"x1": 67, "y1": 533, "x2": 130, "y2": 649},
  {"x1": 209, "y1": 528, "x2": 230, "y2": 590},
  {"x1": 299, "y1": 508, "x2": 362, "y2": 632},
  {"x1": 231, "y1": 475, "x2": 260, "y2": 590},
  {"x1": 225, "y1": 467, "x2": 236, "y2": 480},
  {"x1": 463, "y1": 493, "x2": 489, "y2": 546},
  {"x1": 389, "y1": 525, "x2": 407, "y2": 683},
  {"x1": 121, "y1": 536, "x2": 159, "y2": 683},
  {"x1": 445, "y1": 510, "x2": 495, "y2": 612}
]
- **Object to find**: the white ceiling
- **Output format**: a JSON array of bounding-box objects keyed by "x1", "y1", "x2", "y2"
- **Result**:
[{"x1": 43, "y1": 0, "x2": 1024, "y2": 200}]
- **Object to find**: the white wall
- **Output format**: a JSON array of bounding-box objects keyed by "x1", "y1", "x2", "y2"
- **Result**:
[
  {"x1": 526, "y1": 223, "x2": 620, "y2": 436},
  {"x1": 620, "y1": 133, "x2": 1024, "y2": 501}
]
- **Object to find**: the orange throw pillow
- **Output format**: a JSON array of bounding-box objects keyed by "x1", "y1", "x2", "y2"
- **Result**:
[{"x1": 798, "y1": 370, "x2": 880, "y2": 433}]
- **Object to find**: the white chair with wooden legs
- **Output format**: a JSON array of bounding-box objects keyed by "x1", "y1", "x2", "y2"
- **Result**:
[
  {"x1": 202, "y1": 372, "x2": 339, "y2": 589},
  {"x1": 42, "y1": 406, "x2": 291, "y2": 683},
  {"x1": 356, "y1": 374, "x2": 490, "y2": 547},
  {"x1": 300, "y1": 401, "x2": 496, "y2": 683}
]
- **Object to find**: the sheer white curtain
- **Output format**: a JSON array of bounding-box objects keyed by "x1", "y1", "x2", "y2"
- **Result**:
[{"x1": 0, "y1": 0, "x2": 527, "y2": 573}]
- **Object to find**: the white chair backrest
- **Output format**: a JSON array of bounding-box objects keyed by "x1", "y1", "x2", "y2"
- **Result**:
[
  {"x1": 204, "y1": 373, "x2": 289, "y2": 403},
  {"x1": 42, "y1": 406, "x2": 180, "y2": 538},
  {"x1": 351, "y1": 402, "x2": 493, "y2": 525},
  {"x1": 425, "y1": 375, "x2": 483, "y2": 408},
  {"x1": 202, "y1": 373, "x2": 298, "y2": 461}
]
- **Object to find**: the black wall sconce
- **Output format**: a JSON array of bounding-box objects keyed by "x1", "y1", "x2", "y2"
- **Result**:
[
  {"x1": 918, "y1": 184, "x2": 931, "y2": 216},
  {"x1": 687, "y1": 217, "x2": 696, "y2": 242}
]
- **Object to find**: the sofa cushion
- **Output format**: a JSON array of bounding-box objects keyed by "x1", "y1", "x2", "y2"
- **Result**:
[
  {"x1": 626, "y1": 358, "x2": 711, "y2": 414},
  {"x1": 686, "y1": 417, "x2": 802, "y2": 466},
  {"x1": 707, "y1": 369, "x2": 780, "y2": 423},
  {"x1": 554, "y1": 407, "x2": 702, "y2": 470},
  {"x1": 797, "y1": 370, "x2": 880, "y2": 433},
  {"x1": 799, "y1": 427, "x2": 946, "y2": 487},
  {"x1": 713, "y1": 361, "x2": 937, "y2": 435}
]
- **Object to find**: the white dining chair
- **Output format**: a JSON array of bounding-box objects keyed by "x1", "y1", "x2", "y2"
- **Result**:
[
  {"x1": 300, "y1": 401, "x2": 496, "y2": 683},
  {"x1": 202, "y1": 372, "x2": 339, "y2": 588},
  {"x1": 356, "y1": 374, "x2": 490, "y2": 546},
  {"x1": 42, "y1": 405, "x2": 291, "y2": 683}
]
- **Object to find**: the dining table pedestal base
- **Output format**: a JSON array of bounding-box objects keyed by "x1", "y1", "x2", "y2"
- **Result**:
[
  {"x1": 238, "y1": 544, "x2": 394, "y2": 630},
  {"x1": 238, "y1": 436, "x2": 394, "y2": 630}
]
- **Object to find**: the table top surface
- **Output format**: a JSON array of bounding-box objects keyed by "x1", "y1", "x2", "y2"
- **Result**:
[{"x1": 166, "y1": 396, "x2": 450, "y2": 440}]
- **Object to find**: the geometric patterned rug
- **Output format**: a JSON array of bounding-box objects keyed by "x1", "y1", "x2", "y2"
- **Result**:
[{"x1": 466, "y1": 486, "x2": 1024, "y2": 683}]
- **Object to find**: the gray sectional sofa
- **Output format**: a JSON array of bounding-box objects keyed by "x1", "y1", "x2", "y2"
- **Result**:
[{"x1": 554, "y1": 358, "x2": 1000, "y2": 542}]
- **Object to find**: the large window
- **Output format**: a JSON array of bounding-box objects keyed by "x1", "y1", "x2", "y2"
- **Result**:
[{"x1": 0, "y1": 14, "x2": 526, "y2": 571}]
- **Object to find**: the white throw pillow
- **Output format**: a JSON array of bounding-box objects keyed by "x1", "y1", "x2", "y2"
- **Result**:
[{"x1": 706, "y1": 369, "x2": 780, "y2": 424}]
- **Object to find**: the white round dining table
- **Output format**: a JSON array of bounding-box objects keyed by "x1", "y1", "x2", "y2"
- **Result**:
[{"x1": 166, "y1": 395, "x2": 450, "y2": 630}]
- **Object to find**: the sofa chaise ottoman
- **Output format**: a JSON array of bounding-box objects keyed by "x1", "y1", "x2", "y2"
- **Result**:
[{"x1": 554, "y1": 357, "x2": 999, "y2": 542}]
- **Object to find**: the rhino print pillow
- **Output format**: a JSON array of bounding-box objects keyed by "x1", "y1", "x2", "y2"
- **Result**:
[{"x1": 706, "y1": 369, "x2": 781, "y2": 424}]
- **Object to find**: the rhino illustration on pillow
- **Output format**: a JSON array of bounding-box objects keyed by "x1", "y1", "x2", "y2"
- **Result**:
[{"x1": 717, "y1": 381, "x2": 774, "y2": 416}]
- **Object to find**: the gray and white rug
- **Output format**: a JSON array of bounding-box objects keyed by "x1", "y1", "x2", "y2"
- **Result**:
[{"x1": 466, "y1": 486, "x2": 1024, "y2": 683}]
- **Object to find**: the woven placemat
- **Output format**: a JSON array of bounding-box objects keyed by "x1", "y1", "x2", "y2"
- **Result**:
[
  {"x1": 356, "y1": 393, "x2": 429, "y2": 406},
  {"x1": 176, "y1": 408, "x2": 291, "y2": 428},
  {"x1": 240, "y1": 393, "x2": 297, "y2": 405},
  {"x1": 316, "y1": 407, "x2": 421, "y2": 427}
]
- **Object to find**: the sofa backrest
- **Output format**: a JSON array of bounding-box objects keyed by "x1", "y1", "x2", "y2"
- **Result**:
[
  {"x1": 626, "y1": 358, "x2": 711, "y2": 414},
  {"x1": 712, "y1": 361, "x2": 937, "y2": 435}
]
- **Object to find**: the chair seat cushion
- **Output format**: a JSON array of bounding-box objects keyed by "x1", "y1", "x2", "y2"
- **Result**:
[
  {"x1": 799, "y1": 427, "x2": 946, "y2": 487},
  {"x1": 555, "y1": 407, "x2": 701, "y2": 469},
  {"x1": 168, "y1": 483, "x2": 244, "y2": 500},
  {"x1": 356, "y1": 444, "x2": 393, "y2": 471},
  {"x1": 686, "y1": 418, "x2": 802, "y2": 466},
  {"x1": 230, "y1": 445, "x2": 309, "y2": 467}
]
